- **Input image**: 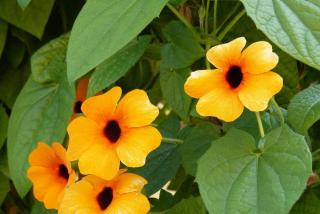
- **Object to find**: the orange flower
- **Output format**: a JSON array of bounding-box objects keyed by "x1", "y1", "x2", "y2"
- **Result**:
[
  {"x1": 67, "y1": 86, "x2": 161, "y2": 180},
  {"x1": 73, "y1": 77, "x2": 89, "y2": 115},
  {"x1": 59, "y1": 172, "x2": 150, "y2": 214},
  {"x1": 27, "y1": 142, "x2": 76, "y2": 209},
  {"x1": 184, "y1": 37, "x2": 283, "y2": 122}
]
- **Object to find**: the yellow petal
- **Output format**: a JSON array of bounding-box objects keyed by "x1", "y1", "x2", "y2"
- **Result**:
[
  {"x1": 196, "y1": 88, "x2": 244, "y2": 122},
  {"x1": 79, "y1": 143, "x2": 120, "y2": 180},
  {"x1": 207, "y1": 37, "x2": 246, "y2": 70},
  {"x1": 51, "y1": 143, "x2": 67, "y2": 164},
  {"x1": 67, "y1": 116, "x2": 105, "y2": 161},
  {"x1": 105, "y1": 192, "x2": 150, "y2": 214},
  {"x1": 81, "y1": 86, "x2": 121, "y2": 123},
  {"x1": 238, "y1": 72, "x2": 283, "y2": 111},
  {"x1": 241, "y1": 41, "x2": 278, "y2": 74},
  {"x1": 114, "y1": 173, "x2": 147, "y2": 194},
  {"x1": 59, "y1": 179, "x2": 99, "y2": 214},
  {"x1": 184, "y1": 69, "x2": 226, "y2": 98},
  {"x1": 116, "y1": 89, "x2": 159, "y2": 127},
  {"x1": 117, "y1": 126, "x2": 161, "y2": 167},
  {"x1": 29, "y1": 142, "x2": 59, "y2": 168}
]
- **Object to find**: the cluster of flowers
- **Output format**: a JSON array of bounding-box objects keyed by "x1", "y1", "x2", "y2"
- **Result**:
[{"x1": 26, "y1": 37, "x2": 283, "y2": 213}]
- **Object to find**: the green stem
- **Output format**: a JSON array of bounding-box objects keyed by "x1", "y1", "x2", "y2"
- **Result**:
[
  {"x1": 217, "y1": 9, "x2": 245, "y2": 40},
  {"x1": 255, "y1": 112, "x2": 265, "y2": 138},
  {"x1": 213, "y1": 0, "x2": 218, "y2": 35},
  {"x1": 215, "y1": 2, "x2": 240, "y2": 34},
  {"x1": 270, "y1": 97, "x2": 285, "y2": 124},
  {"x1": 204, "y1": 0, "x2": 211, "y2": 69},
  {"x1": 312, "y1": 148, "x2": 320, "y2": 156},
  {"x1": 167, "y1": 3, "x2": 200, "y2": 40},
  {"x1": 162, "y1": 137, "x2": 184, "y2": 144}
]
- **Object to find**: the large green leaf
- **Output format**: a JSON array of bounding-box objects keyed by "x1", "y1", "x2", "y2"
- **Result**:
[
  {"x1": 161, "y1": 21, "x2": 204, "y2": 69},
  {"x1": 0, "y1": 105, "x2": 8, "y2": 149},
  {"x1": 0, "y1": 172, "x2": 9, "y2": 205},
  {"x1": 0, "y1": 0, "x2": 54, "y2": 38},
  {"x1": 7, "y1": 35, "x2": 75, "y2": 197},
  {"x1": 240, "y1": 0, "x2": 320, "y2": 70},
  {"x1": 179, "y1": 122, "x2": 220, "y2": 176},
  {"x1": 0, "y1": 20, "x2": 8, "y2": 58},
  {"x1": 160, "y1": 68, "x2": 191, "y2": 120},
  {"x1": 67, "y1": 0, "x2": 168, "y2": 82},
  {"x1": 164, "y1": 197, "x2": 206, "y2": 214},
  {"x1": 197, "y1": 125, "x2": 312, "y2": 214},
  {"x1": 288, "y1": 84, "x2": 320, "y2": 134},
  {"x1": 88, "y1": 35, "x2": 151, "y2": 96},
  {"x1": 130, "y1": 143, "x2": 181, "y2": 196},
  {"x1": 18, "y1": 0, "x2": 32, "y2": 10}
]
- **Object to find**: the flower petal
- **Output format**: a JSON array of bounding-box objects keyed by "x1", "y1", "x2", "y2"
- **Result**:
[
  {"x1": 241, "y1": 41, "x2": 278, "y2": 74},
  {"x1": 117, "y1": 126, "x2": 161, "y2": 167},
  {"x1": 43, "y1": 182, "x2": 65, "y2": 209},
  {"x1": 67, "y1": 116, "x2": 105, "y2": 161},
  {"x1": 79, "y1": 143, "x2": 120, "y2": 180},
  {"x1": 51, "y1": 143, "x2": 67, "y2": 163},
  {"x1": 106, "y1": 192, "x2": 150, "y2": 214},
  {"x1": 196, "y1": 88, "x2": 244, "y2": 122},
  {"x1": 184, "y1": 69, "x2": 226, "y2": 98},
  {"x1": 238, "y1": 72, "x2": 283, "y2": 111},
  {"x1": 207, "y1": 37, "x2": 246, "y2": 70},
  {"x1": 81, "y1": 86, "x2": 121, "y2": 123},
  {"x1": 29, "y1": 142, "x2": 59, "y2": 168},
  {"x1": 116, "y1": 89, "x2": 159, "y2": 127},
  {"x1": 59, "y1": 179, "x2": 99, "y2": 214},
  {"x1": 114, "y1": 173, "x2": 147, "y2": 194}
]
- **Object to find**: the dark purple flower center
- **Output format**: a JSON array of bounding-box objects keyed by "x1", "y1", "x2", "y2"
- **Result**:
[
  {"x1": 58, "y1": 164, "x2": 69, "y2": 180},
  {"x1": 226, "y1": 65, "x2": 243, "y2": 88},
  {"x1": 97, "y1": 187, "x2": 113, "y2": 210},
  {"x1": 104, "y1": 120, "x2": 121, "y2": 143}
]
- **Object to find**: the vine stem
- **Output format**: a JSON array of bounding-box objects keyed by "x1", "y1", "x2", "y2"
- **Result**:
[
  {"x1": 162, "y1": 137, "x2": 184, "y2": 144},
  {"x1": 215, "y1": 2, "x2": 240, "y2": 34},
  {"x1": 166, "y1": 3, "x2": 200, "y2": 41},
  {"x1": 270, "y1": 97, "x2": 285, "y2": 124},
  {"x1": 213, "y1": 0, "x2": 218, "y2": 35},
  {"x1": 255, "y1": 112, "x2": 265, "y2": 138},
  {"x1": 217, "y1": 9, "x2": 245, "y2": 40},
  {"x1": 204, "y1": 0, "x2": 211, "y2": 69}
]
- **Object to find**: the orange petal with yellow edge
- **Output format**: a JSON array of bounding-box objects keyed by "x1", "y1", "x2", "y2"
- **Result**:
[
  {"x1": 67, "y1": 116, "x2": 104, "y2": 161},
  {"x1": 184, "y1": 69, "x2": 226, "y2": 98},
  {"x1": 51, "y1": 143, "x2": 68, "y2": 164},
  {"x1": 114, "y1": 173, "x2": 147, "y2": 194},
  {"x1": 116, "y1": 89, "x2": 159, "y2": 128},
  {"x1": 81, "y1": 86, "x2": 122, "y2": 123},
  {"x1": 241, "y1": 41, "x2": 278, "y2": 74},
  {"x1": 29, "y1": 143, "x2": 59, "y2": 168},
  {"x1": 207, "y1": 37, "x2": 246, "y2": 70},
  {"x1": 238, "y1": 71, "x2": 283, "y2": 111},
  {"x1": 43, "y1": 182, "x2": 65, "y2": 209},
  {"x1": 196, "y1": 88, "x2": 244, "y2": 122},
  {"x1": 117, "y1": 126, "x2": 161, "y2": 167},
  {"x1": 105, "y1": 192, "x2": 150, "y2": 214},
  {"x1": 78, "y1": 143, "x2": 120, "y2": 180}
]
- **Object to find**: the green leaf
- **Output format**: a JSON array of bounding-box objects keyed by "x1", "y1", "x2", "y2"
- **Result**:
[
  {"x1": 0, "y1": 20, "x2": 8, "y2": 58},
  {"x1": 164, "y1": 197, "x2": 206, "y2": 214},
  {"x1": 0, "y1": 147, "x2": 9, "y2": 178},
  {"x1": 0, "y1": 172, "x2": 9, "y2": 205},
  {"x1": 240, "y1": 0, "x2": 320, "y2": 70},
  {"x1": 169, "y1": 0, "x2": 187, "y2": 6},
  {"x1": 160, "y1": 68, "x2": 191, "y2": 120},
  {"x1": 179, "y1": 122, "x2": 220, "y2": 176},
  {"x1": 197, "y1": 125, "x2": 312, "y2": 214},
  {"x1": 290, "y1": 188, "x2": 320, "y2": 214},
  {"x1": 88, "y1": 35, "x2": 151, "y2": 96},
  {"x1": 157, "y1": 113, "x2": 180, "y2": 139},
  {"x1": 161, "y1": 21, "x2": 204, "y2": 69},
  {"x1": 0, "y1": 0, "x2": 54, "y2": 39},
  {"x1": 31, "y1": 202, "x2": 57, "y2": 214},
  {"x1": 6, "y1": 37, "x2": 26, "y2": 68},
  {"x1": 7, "y1": 35, "x2": 75, "y2": 197},
  {"x1": 0, "y1": 105, "x2": 8, "y2": 149},
  {"x1": 288, "y1": 84, "x2": 320, "y2": 134},
  {"x1": 131, "y1": 143, "x2": 181, "y2": 196},
  {"x1": 18, "y1": 0, "x2": 32, "y2": 10},
  {"x1": 67, "y1": 0, "x2": 168, "y2": 82}
]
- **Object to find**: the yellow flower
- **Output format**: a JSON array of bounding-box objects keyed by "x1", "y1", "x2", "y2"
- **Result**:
[
  {"x1": 184, "y1": 37, "x2": 283, "y2": 122},
  {"x1": 59, "y1": 172, "x2": 150, "y2": 214},
  {"x1": 67, "y1": 86, "x2": 161, "y2": 180},
  {"x1": 27, "y1": 142, "x2": 76, "y2": 209}
]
